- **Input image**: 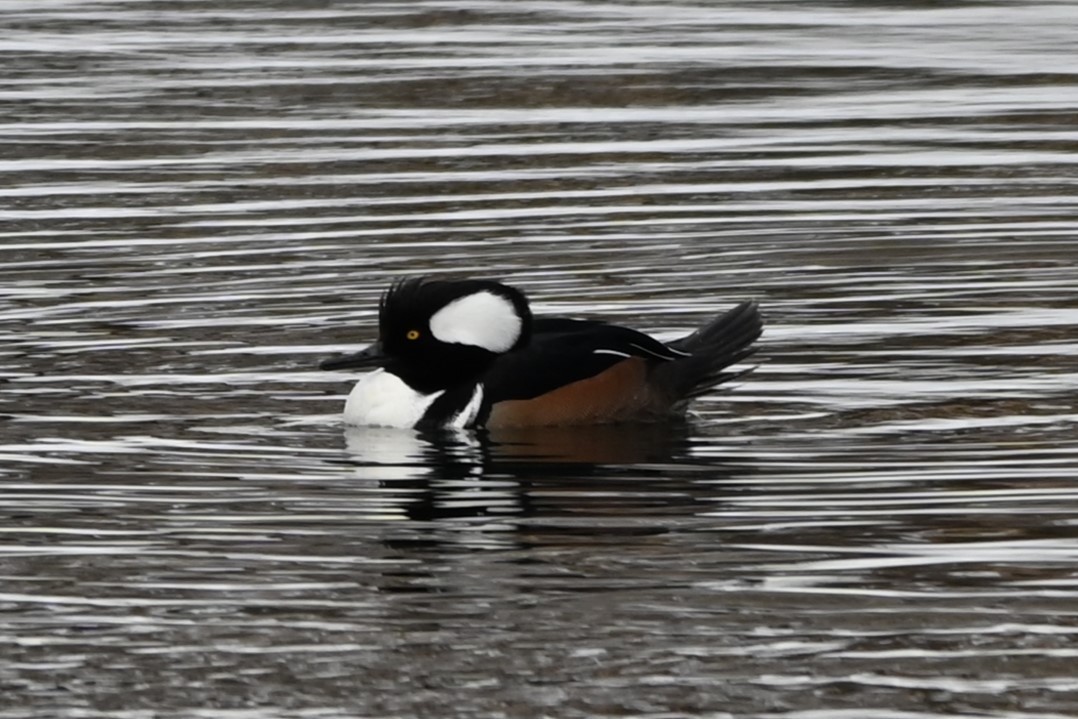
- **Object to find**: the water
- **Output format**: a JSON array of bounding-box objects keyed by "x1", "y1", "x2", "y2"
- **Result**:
[{"x1": 3, "y1": 1, "x2": 1078, "y2": 716}]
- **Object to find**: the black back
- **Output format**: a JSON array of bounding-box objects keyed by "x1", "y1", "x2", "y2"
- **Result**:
[{"x1": 480, "y1": 316, "x2": 682, "y2": 403}]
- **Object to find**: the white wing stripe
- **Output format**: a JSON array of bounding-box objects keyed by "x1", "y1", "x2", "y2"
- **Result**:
[
  {"x1": 448, "y1": 383, "x2": 484, "y2": 429},
  {"x1": 629, "y1": 342, "x2": 689, "y2": 359}
]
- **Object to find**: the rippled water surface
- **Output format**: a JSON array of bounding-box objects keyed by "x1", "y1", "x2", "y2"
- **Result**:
[{"x1": 3, "y1": 1, "x2": 1078, "y2": 717}]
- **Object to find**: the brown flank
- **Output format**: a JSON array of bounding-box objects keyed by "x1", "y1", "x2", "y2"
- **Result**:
[{"x1": 486, "y1": 358, "x2": 669, "y2": 427}]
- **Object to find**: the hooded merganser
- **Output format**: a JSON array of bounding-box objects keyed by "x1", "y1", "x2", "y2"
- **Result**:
[{"x1": 320, "y1": 277, "x2": 763, "y2": 429}]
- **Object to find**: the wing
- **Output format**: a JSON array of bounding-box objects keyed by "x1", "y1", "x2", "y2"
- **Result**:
[{"x1": 481, "y1": 317, "x2": 686, "y2": 403}]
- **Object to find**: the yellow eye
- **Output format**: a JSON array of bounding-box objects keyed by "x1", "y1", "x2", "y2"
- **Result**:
[{"x1": 406, "y1": 329, "x2": 421, "y2": 340}]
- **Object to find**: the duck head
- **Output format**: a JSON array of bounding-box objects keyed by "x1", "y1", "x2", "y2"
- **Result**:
[{"x1": 320, "y1": 277, "x2": 532, "y2": 393}]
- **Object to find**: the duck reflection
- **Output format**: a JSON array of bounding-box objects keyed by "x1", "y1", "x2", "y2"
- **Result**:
[
  {"x1": 343, "y1": 421, "x2": 697, "y2": 469},
  {"x1": 485, "y1": 422, "x2": 696, "y2": 466},
  {"x1": 340, "y1": 422, "x2": 740, "y2": 538}
]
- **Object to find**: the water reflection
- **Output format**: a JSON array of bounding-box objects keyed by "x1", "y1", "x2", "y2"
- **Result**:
[
  {"x1": 338, "y1": 422, "x2": 739, "y2": 536},
  {"x1": 341, "y1": 418, "x2": 702, "y2": 474}
]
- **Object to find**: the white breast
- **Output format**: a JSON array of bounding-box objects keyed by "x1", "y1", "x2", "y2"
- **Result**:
[{"x1": 342, "y1": 369, "x2": 444, "y2": 428}]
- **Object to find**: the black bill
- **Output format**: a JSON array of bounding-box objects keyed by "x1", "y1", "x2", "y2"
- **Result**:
[{"x1": 319, "y1": 341, "x2": 387, "y2": 371}]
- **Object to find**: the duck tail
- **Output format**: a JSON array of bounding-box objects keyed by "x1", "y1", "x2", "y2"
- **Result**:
[{"x1": 653, "y1": 300, "x2": 763, "y2": 405}]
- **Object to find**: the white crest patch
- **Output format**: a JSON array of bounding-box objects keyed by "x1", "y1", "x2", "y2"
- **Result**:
[
  {"x1": 343, "y1": 368, "x2": 444, "y2": 428},
  {"x1": 429, "y1": 291, "x2": 522, "y2": 353}
]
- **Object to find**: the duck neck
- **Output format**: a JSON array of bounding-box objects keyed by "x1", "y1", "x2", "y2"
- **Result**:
[{"x1": 386, "y1": 348, "x2": 495, "y2": 395}]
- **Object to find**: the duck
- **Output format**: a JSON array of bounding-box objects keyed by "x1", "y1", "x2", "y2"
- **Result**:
[{"x1": 320, "y1": 277, "x2": 762, "y2": 429}]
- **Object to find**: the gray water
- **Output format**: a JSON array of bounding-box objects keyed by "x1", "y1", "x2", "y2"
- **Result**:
[{"x1": 3, "y1": 1, "x2": 1078, "y2": 717}]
